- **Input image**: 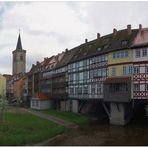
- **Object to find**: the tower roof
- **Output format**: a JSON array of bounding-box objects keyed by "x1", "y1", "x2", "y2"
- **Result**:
[{"x1": 16, "y1": 33, "x2": 22, "y2": 50}]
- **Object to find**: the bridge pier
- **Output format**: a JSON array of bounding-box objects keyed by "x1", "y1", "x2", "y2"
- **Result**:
[
  {"x1": 72, "y1": 100, "x2": 79, "y2": 113},
  {"x1": 110, "y1": 102, "x2": 133, "y2": 126}
]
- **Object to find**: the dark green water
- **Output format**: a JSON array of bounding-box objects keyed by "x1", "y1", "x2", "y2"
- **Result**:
[{"x1": 48, "y1": 109, "x2": 148, "y2": 146}]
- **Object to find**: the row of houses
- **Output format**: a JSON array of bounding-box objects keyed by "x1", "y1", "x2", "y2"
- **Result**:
[{"x1": 6, "y1": 24, "x2": 148, "y2": 125}]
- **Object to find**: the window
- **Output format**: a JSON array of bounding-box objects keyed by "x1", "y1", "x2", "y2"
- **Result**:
[
  {"x1": 97, "y1": 47, "x2": 101, "y2": 51},
  {"x1": 83, "y1": 86, "x2": 88, "y2": 94},
  {"x1": 91, "y1": 84, "x2": 95, "y2": 94},
  {"x1": 109, "y1": 83, "x2": 128, "y2": 93},
  {"x1": 124, "y1": 51, "x2": 128, "y2": 57},
  {"x1": 103, "y1": 44, "x2": 109, "y2": 49},
  {"x1": 134, "y1": 67, "x2": 140, "y2": 74},
  {"x1": 142, "y1": 48, "x2": 147, "y2": 57},
  {"x1": 78, "y1": 87, "x2": 82, "y2": 95},
  {"x1": 117, "y1": 52, "x2": 120, "y2": 58},
  {"x1": 97, "y1": 83, "x2": 102, "y2": 94},
  {"x1": 102, "y1": 68, "x2": 107, "y2": 77},
  {"x1": 112, "y1": 67, "x2": 116, "y2": 76},
  {"x1": 20, "y1": 55, "x2": 23, "y2": 61},
  {"x1": 94, "y1": 69, "x2": 98, "y2": 77},
  {"x1": 98, "y1": 69, "x2": 102, "y2": 77},
  {"x1": 121, "y1": 40, "x2": 128, "y2": 46},
  {"x1": 146, "y1": 84, "x2": 148, "y2": 91},
  {"x1": 36, "y1": 100, "x2": 38, "y2": 107},
  {"x1": 121, "y1": 51, "x2": 124, "y2": 58},
  {"x1": 122, "y1": 66, "x2": 127, "y2": 75},
  {"x1": 134, "y1": 84, "x2": 140, "y2": 91},
  {"x1": 79, "y1": 72, "x2": 83, "y2": 80},
  {"x1": 135, "y1": 49, "x2": 141, "y2": 58},
  {"x1": 84, "y1": 71, "x2": 88, "y2": 80},
  {"x1": 75, "y1": 73, "x2": 79, "y2": 81},
  {"x1": 69, "y1": 74, "x2": 73, "y2": 81},
  {"x1": 69, "y1": 87, "x2": 74, "y2": 95},
  {"x1": 113, "y1": 53, "x2": 116, "y2": 59},
  {"x1": 128, "y1": 66, "x2": 133, "y2": 74},
  {"x1": 32, "y1": 100, "x2": 35, "y2": 106},
  {"x1": 146, "y1": 66, "x2": 148, "y2": 73}
]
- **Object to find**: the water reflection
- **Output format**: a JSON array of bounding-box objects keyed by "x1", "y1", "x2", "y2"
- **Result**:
[{"x1": 48, "y1": 115, "x2": 148, "y2": 146}]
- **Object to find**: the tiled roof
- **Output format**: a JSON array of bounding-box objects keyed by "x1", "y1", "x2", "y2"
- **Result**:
[
  {"x1": 55, "y1": 48, "x2": 79, "y2": 68},
  {"x1": 35, "y1": 92, "x2": 48, "y2": 100},
  {"x1": 69, "y1": 29, "x2": 139, "y2": 62}
]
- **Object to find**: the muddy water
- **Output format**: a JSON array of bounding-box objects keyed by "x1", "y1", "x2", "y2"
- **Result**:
[{"x1": 48, "y1": 118, "x2": 148, "y2": 146}]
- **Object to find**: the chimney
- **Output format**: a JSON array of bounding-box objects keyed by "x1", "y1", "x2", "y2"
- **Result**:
[
  {"x1": 97, "y1": 33, "x2": 100, "y2": 39},
  {"x1": 113, "y1": 28, "x2": 117, "y2": 37},
  {"x1": 65, "y1": 48, "x2": 68, "y2": 52},
  {"x1": 85, "y1": 38, "x2": 88, "y2": 43},
  {"x1": 139, "y1": 24, "x2": 142, "y2": 31},
  {"x1": 127, "y1": 24, "x2": 132, "y2": 35}
]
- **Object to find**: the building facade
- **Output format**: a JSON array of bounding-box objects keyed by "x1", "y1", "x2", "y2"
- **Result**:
[
  {"x1": 26, "y1": 24, "x2": 148, "y2": 125},
  {"x1": 0, "y1": 74, "x2": 6, "y2": 97}
]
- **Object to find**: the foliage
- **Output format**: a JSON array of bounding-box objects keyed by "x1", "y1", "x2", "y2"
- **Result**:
[
  {"x1": 0, "y1": 112, "x2": 65, "y2": 145},
  {"x1": 0, "y1": 95, "x2": 8, "y2": 123},
  {"x1": 42, "y1": 109, "x2": 91, "y2": 125},
  {"x1": 15, "y1": 96, "x2": 22, "y2": 107}
]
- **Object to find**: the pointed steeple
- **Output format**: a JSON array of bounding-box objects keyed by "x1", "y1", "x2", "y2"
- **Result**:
[{"x1": 16, "y1": 31, "x2": 22, "y2": 50}]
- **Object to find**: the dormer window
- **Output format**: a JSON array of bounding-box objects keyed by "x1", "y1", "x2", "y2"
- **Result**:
[
  {"x1": 121, "y1": 40, "x2": 128, "y2": 46},
  {"x1": 103, "y1": 44, "x2": 109, "y2": 49},
  {"x1": 97, "y1": 47, "x2": 101, "y2": 51}
]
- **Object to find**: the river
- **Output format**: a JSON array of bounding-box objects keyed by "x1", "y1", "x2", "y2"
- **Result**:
[{"x1": 48, "y1": 110, "x2": 148, "y2": 146}]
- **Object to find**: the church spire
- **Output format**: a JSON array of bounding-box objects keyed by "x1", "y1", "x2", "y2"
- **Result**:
[{"x1": 16, "y1": 30, "x2": 22, "y2": 50}]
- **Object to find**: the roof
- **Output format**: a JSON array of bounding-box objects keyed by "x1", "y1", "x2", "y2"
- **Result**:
[
  {"x1": 55, "y1": 48, "x2": 79, "y2": 69},
  {"x1": 69, "y1": 29, "x2": 139, "y2": 63},
  {"x1": 35, "y1": 92, "x2": 48, "y2": 100},
  {"x1": 3, "y1": 74, "x2": 12, "y2": 80},
  {"x1": 16, "y1": 33, "x2": 23, "y2": 50}
]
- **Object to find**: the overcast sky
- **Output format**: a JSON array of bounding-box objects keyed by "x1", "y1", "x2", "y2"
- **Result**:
[{"x1": 0, "y1": 1, "x2": 148, "y2": 74}]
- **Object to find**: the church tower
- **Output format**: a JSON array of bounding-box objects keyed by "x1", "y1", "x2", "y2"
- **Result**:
[{"x1": 12, "y1": 32, "x2": 26, "y2": 75}]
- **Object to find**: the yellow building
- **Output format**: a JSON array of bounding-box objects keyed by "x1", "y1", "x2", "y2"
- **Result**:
[
  {"x1": 108, "y1": 49, "x2": 133, "y2": 77},
  {"x1": 0, "y1": 74, "x2": 6, "y2": 97}
]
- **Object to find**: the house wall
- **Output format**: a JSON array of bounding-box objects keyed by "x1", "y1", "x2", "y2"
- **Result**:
[
  {"x1": 108, "y1": 64, "x2": 133, "y2": 77},
  {"x1": 31, "y1": 98, "x2": 51, "y2": 110},
  {"x1": 108, "y1": 49, "x2": 132, "y2": 65},
  {"x1": 0, "y1": 74, "x2": 6, "y2": 96}
]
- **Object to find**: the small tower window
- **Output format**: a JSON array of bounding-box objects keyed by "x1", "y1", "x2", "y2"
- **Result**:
[{"x1": 20, "y1": 55, "x2": 23, "y2": 61}]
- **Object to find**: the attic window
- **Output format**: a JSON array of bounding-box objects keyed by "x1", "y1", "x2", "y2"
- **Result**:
[
  {"x1": 97, "y1": 47, "x2": 101, "y2": 51},
  {"x1": 121, "y1": 40, "x2": 128, "y2": 46},
  {"x1": 103, "y1": 44, "x2": 109, "y2": 49}
]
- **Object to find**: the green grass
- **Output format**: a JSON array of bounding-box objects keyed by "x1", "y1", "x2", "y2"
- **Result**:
[
  {"x1": 41, "y1": 109, "x2": 92, "y2": 125},
  {"x1": 0, "y1": 112, "x2": 65, "y2": 145}
]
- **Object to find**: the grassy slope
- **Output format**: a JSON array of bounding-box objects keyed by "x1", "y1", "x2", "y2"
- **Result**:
[
  {"x1": 0, "y1": 112, "x2": 65, "y2": 145},
  {"x1": 42, "y1": 109, "x2": 91, "y2": 125}
]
